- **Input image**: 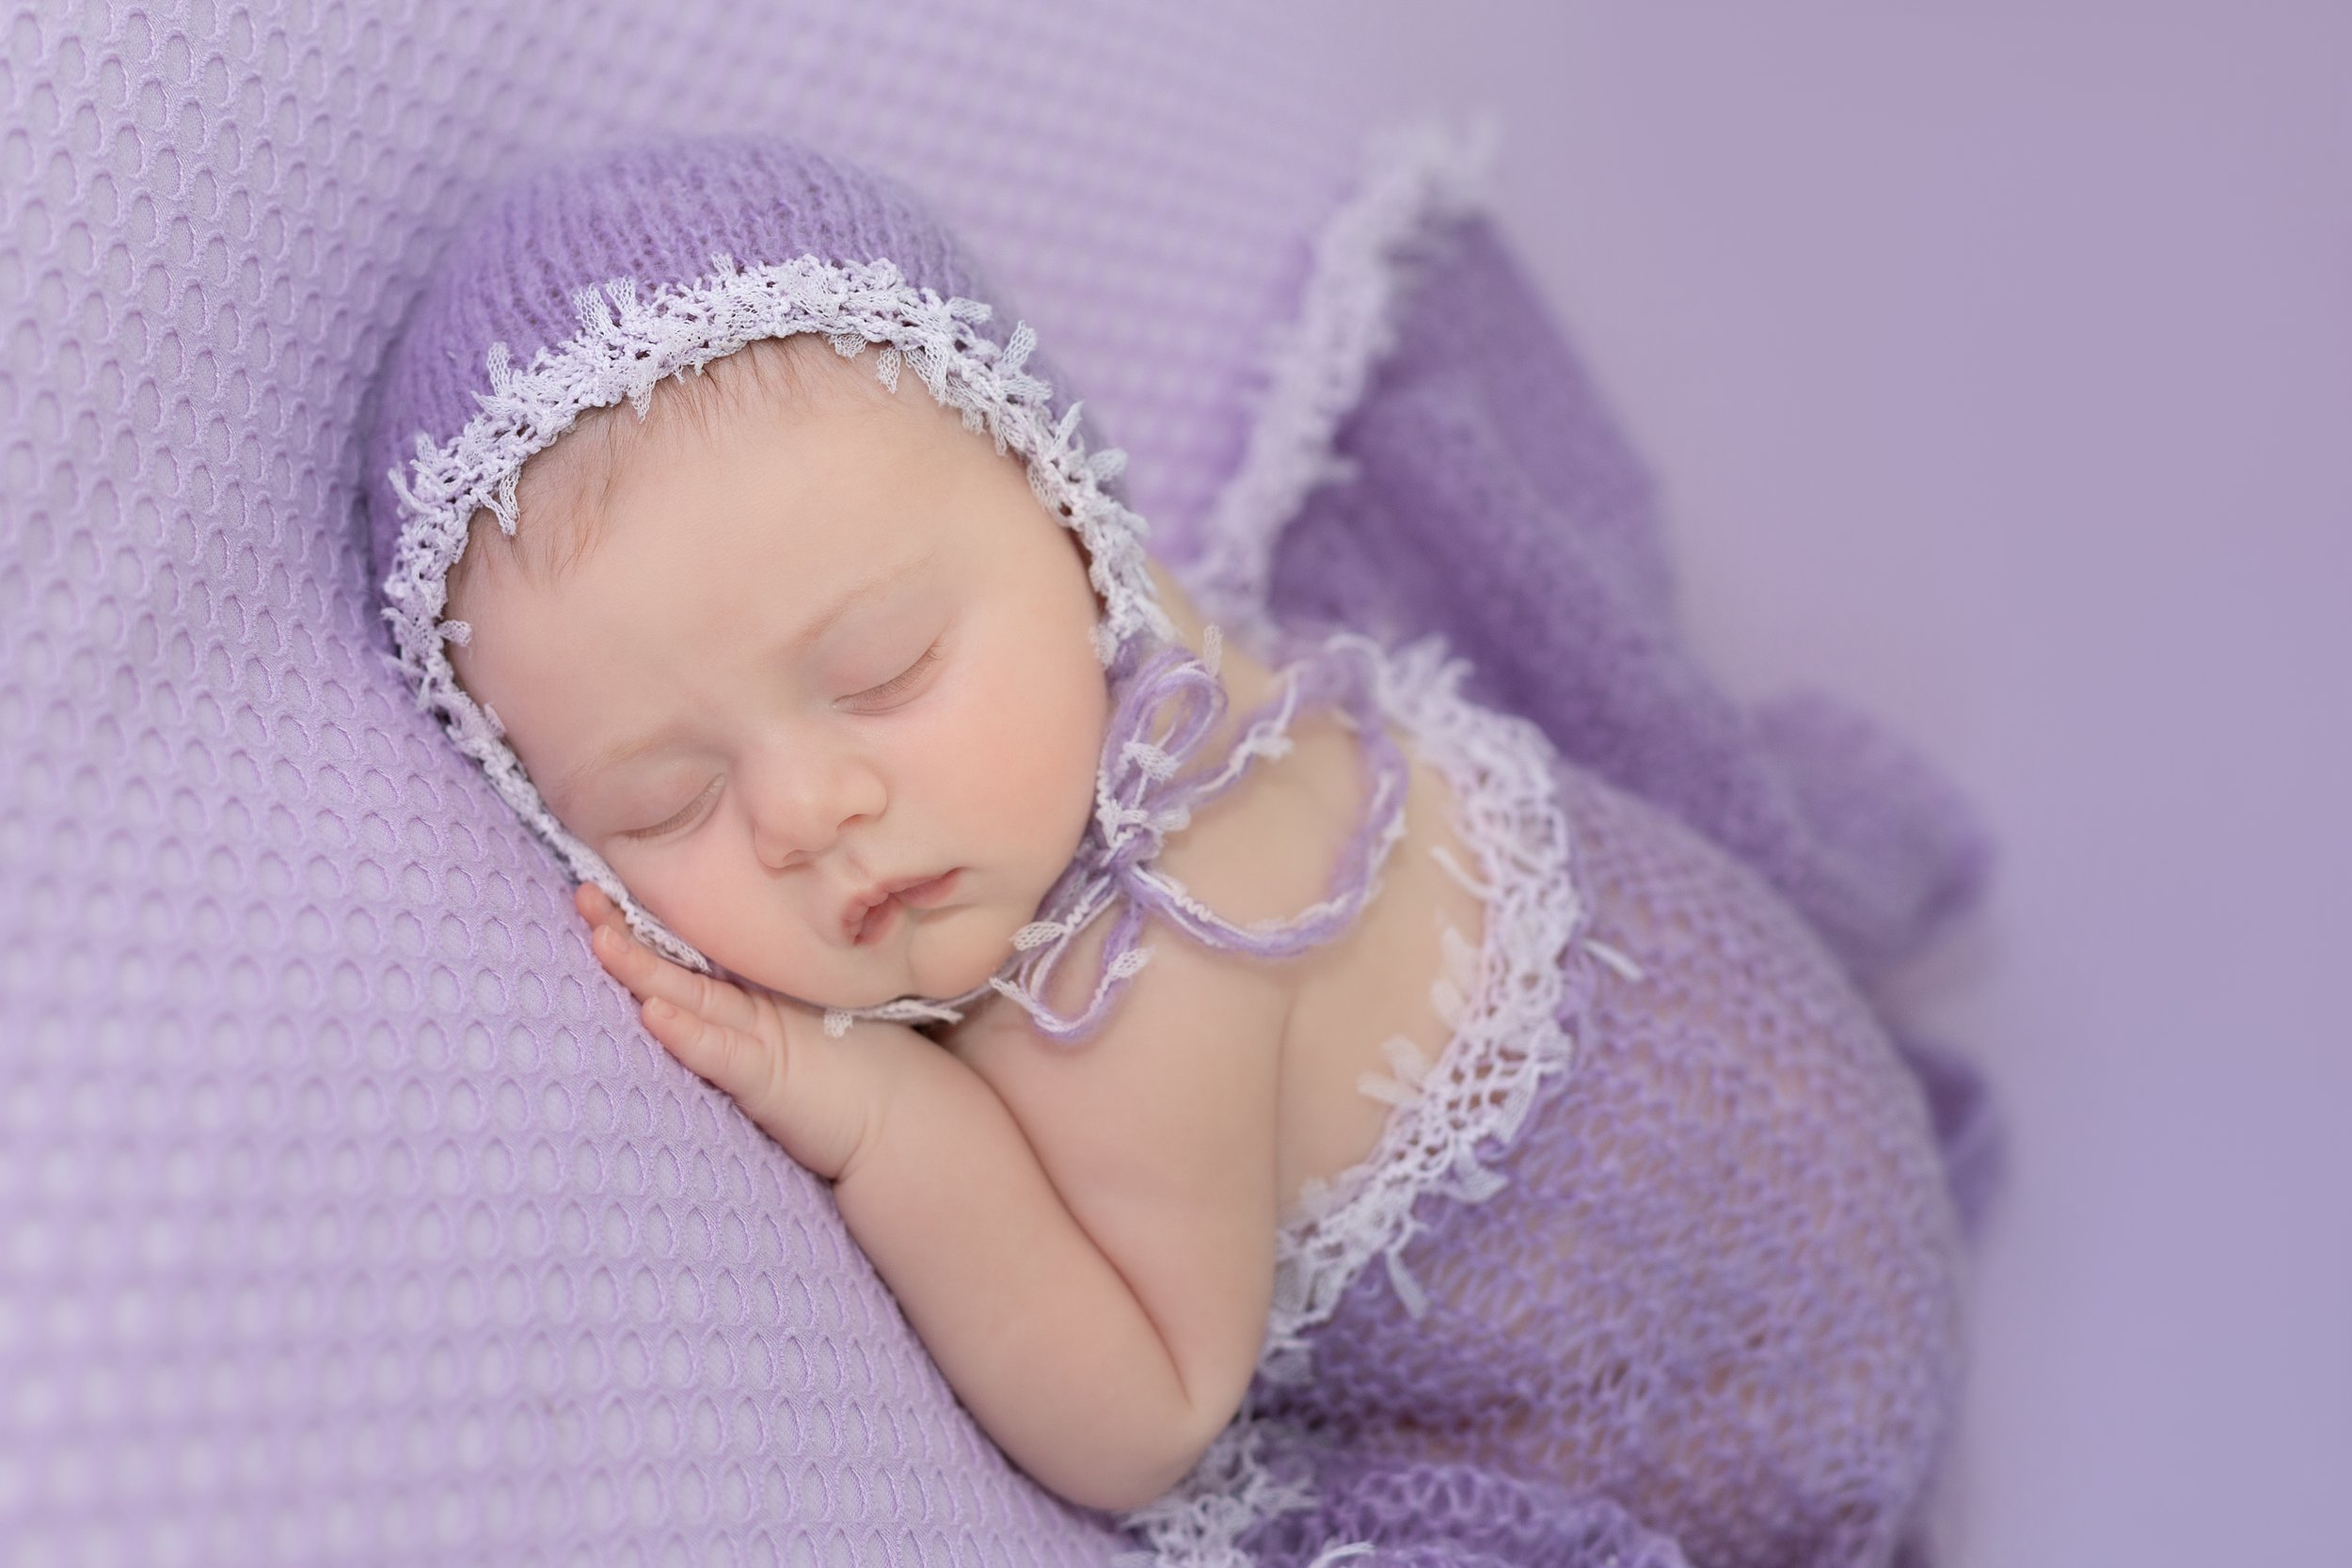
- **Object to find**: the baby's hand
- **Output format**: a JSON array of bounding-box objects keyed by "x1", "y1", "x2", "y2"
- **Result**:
[{"x1": 575, "y1": 883, "x2": 866, "y2": 1178}]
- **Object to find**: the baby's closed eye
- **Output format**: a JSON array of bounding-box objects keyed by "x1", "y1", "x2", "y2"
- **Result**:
[
  {"x1": 837, "y1": 636, "x2": 945, "y2": 713},
  {"x1": 615, "y1": 630, "x2": 946, "y2": 841},
  {"x1": 624, "y1": 776, "x2": 722, "y2": 840}
]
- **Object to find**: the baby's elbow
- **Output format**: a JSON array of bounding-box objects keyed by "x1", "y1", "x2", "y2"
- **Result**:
[
  {"x1": 1062, "y1": 1466, "x2": 1178, "y2": 1517},
  {"x1": 1016, "y1": 1372, "x2": 1232, "y2": 1523},
  {"x1": 1066, "y1": 1414, "x2": 1231, "y2": 1515}
]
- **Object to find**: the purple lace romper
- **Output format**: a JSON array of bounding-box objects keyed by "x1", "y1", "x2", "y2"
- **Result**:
[{"x1": 1121, "y1": 640, "x2": 1967, "y2": 1568}]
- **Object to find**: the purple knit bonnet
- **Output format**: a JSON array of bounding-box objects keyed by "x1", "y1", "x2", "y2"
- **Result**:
[{"x1": 364, "y1": 135, "x2": 1407, "y2": 1040}]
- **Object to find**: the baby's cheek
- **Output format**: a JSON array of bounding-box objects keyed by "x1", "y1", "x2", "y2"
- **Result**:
[{"x1": 941, "y1": 656, "x2": 1103, "y2": 850}]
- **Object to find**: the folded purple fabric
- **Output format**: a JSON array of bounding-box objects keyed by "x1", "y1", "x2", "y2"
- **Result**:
[{"x1": 1265, "y1": 215, "x2": 1995, "y2": 992}]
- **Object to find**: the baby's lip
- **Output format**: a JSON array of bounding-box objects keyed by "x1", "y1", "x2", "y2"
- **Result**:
[{"x1": 840, "y1": 869, "x2": 961, "y2": 945}]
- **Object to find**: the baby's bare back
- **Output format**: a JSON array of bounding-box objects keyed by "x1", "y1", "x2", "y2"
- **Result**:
[{"x1": 1200, "y1": 712, "x2": 1489, "y2": 1224}]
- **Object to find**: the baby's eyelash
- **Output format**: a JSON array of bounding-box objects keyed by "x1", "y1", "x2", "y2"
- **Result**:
[
  {"x1": 847, "y1": 640, "x2": 943, "y2": 707},
  {"x1": 625, "y1": 777, "x2": 720, "y2": 840}
]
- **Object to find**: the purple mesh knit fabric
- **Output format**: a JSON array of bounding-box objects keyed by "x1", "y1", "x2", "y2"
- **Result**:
[
  {"x1": 1226, "y1": 757, "x2": 1964, "y2": 1568},
  {"x1": 0, "y1": 3, "x2": 1366, "y2": 1560}
]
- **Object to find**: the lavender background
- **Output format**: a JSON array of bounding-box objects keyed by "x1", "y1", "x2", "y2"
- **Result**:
[{"x1": 1315, "y1": 5, "x2": 2351, "y2": 1562}]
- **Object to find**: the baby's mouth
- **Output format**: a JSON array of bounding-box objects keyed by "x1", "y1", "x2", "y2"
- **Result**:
[
  {"x1": 843, "y1": 869, "x2": 961, "y2": 946},
  {"x1": 850, "y1": 895, "x2": 901, "y2": 948}
]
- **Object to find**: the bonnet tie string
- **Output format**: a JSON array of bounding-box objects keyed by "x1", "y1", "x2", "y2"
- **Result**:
[{"x1": 979, "y1": 632, "x2": 1415, "y2": 1044}]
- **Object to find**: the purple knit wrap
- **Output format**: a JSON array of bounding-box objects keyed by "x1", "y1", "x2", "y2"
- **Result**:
[{"x1": 1208, "y1": 751, "x2": 1963, "y2": 1568}]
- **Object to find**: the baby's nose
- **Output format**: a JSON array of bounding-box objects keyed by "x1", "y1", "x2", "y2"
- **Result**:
[{"x1": 744, "y1": 753, "x2": 885, "y2": 869}]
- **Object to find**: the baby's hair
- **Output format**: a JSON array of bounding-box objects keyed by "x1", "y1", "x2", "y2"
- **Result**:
[{"x1": 445, "y1": 331, "x2": 894, "y2": 601}]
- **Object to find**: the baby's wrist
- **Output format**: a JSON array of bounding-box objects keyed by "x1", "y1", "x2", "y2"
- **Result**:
[{"x1": 763, "y1": 1010, "x2": 915, "y2": 1183}]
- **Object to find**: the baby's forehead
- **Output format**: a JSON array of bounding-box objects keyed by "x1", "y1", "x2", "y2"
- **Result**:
[{"x1": 485, "y1": 334, "x2": 911, "y2": 581}]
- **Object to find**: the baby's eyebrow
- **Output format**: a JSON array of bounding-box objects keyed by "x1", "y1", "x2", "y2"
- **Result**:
[{"x1": 546, "y1": 546, "x2": 939, "y2": 806}]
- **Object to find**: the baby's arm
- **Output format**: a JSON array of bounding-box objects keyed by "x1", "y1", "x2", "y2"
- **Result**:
[{"x1": 576, "y1": 884, "x2": 1281, "y2": 1513}]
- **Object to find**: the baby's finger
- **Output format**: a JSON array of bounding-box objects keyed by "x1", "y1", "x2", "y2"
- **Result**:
[
  {"x1": 589, "y1": 920, "x2": 765, "y2": 1037},
  {"x1": 641, "y1": 996, "x2": 785, "y2": 1117},
  {"x1": 576, "y1": 881, "x2": 627, "y2": 931}
]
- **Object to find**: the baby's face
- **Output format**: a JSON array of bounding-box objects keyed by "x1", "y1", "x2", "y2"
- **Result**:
[{"x1": 446, "y1": 351, "x2": 1109, "y2": 1009}]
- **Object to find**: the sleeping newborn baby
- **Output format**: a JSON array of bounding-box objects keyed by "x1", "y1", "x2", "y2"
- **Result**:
[{"x1": 365, "y1": 136, "x2": 1966, "y2": 1568}]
